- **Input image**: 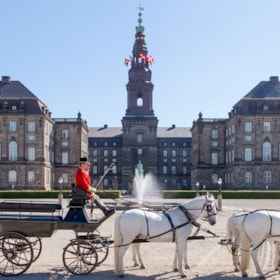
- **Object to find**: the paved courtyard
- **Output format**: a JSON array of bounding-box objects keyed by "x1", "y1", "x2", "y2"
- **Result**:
[{"x1": 2, "y1": 198, "x2": 280, "y2": 279}]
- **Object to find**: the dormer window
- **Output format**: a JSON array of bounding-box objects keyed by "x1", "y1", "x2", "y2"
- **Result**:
[
  {"x1": 11, "y1": 105, "x2": 17, "y2": 111},
  {"x1": 263, "y1": 104, "x2": 269, "y2": 111}
]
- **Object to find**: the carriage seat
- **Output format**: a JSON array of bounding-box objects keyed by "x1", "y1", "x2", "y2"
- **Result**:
[
  {"x1": 0, "y1": 202, "x2": 62, "y2": 213},
  {"x1": 69, "y1": 183, "x2": 89, "y2": 207}
]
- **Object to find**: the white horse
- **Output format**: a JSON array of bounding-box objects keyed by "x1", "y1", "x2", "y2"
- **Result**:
[
  {"x1": 114, "y1": 193, "x2": 217, "y2": 278},
  {"x1": 227, "y1": 210, "x2": 280, "y2": 279}
]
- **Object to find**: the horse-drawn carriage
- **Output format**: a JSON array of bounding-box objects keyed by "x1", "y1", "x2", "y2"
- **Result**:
[{"x1": 0, "y1": 186, "x2": 114, "y2": 276}]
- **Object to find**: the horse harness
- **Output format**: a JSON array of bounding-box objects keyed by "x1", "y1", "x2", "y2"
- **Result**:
[{"x1": 140, "y1": 205, "x2": 201, "y2": 242}]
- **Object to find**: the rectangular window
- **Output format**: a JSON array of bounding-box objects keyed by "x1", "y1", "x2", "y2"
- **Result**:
[
  {"x1": 28, "y1": 121, "x2": 35, "y2": 132},
  {"x1": 62, "y1": 152, "x2": 68, "y2": 164},
  {"x1": 28, "y1": 135, "x2": 35, "y2": 141},
  {"x1": 93, "y1": 150, "x2": 98, "y2": 157},
  {"x1": 9, "y1": 121, "x2": 17, "y2": 132},
  {"x1": 245, "y1": 148, "x2": 252, "y2": 161},
  {"x1": 211, "y1": 141, "x2": 218, "y2": 147},
  {"x1": 112, "y1": 150, "x2": 117, "y2": 157},
  {"x1": 211, "y1": 152, "x2": 218, "y2": 165},
  {"x1": 182, "y1": 150, "x2": 187, "y2": 157},
  {"x1": 244, "y1": 122, "x2": 252, "y2": 132},
  {"x1": 182, "y1": 166, "x2": 187, "y2": 175},
  {"x1": 92, "y1": 165, "x2": 97, "y2": 174},
  {"x1": 28, "y1": 147, "x2": 35, "y2": 161},
  {"x1": 171, "y1": 166, "x2": 176, "y2": 175},
  {"x1": 244, "y1": 135, "x2": 251, "y2": 141},
  {"x1": 62, "y1": 129, "x2": 69, "y2": 138},
  {"x1": 104, "y1": 150, "x2": 108, "y2": 157},
  {"x1": 62, "y1": 173, "x2": 68, "y2": 183},
  {"x1": 62, "y1": 141, "x2": 68, "y2": 147},
  {"x1": 211, "y1": 129, "x2": 218, "y2": 139},
  {"x1": 263, "y1": 122, "x2": 270, "y2": 132},
  {"x1": 163, "y1": 166, "x2": 167, "y2": 174},
  {"x1": 171, "y1": 150, "x2": 176, "y2": 157},
  {"x1": 163, "y1": 150, "x2": 167, "y2": 157},
  {"x1": 137, "y1": 148, "x2": 142, "y2": 156},
  {"x1": 137, "y1": 133, "x2": 143, "y2": 143},
  {"x1": 28, "y1": 171, "x2": 35, "y2": 183},
  {"x1": 245, "y1": 172, "x2": 252, "y2": 184}
]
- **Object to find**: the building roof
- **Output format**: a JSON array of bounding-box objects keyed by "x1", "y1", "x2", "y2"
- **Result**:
[
  {"x1": 231, "y1": 76, "x2": 280, "y2": 116},
  {"x1": 88, "y1": 125, "x2": 192, "y2": 138},
  {"x1": 0, "y1": 76, "x2": 49, "y2": 116}
]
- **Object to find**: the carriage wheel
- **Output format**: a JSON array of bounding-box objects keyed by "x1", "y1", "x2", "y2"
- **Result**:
[
  {"x1": 62, "y1": 239, "x2": 98, "y2": 275},
  {"x1": 85, "y1": 233, "x2": 110, "y2": 265},
  {"x1": 28, "y1": 237, "x2": 42, "y2": 262},
  {"x1": 0, "y1": 231, "x2": 33, "y2": 276},
  {"x1": 94, "y1": 241, "x2": 109, "y2": 265}
]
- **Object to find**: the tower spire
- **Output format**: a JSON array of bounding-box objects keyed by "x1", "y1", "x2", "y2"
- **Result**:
[{"x1": 136, "y1": 4, "x2": 145, "y2": 33}]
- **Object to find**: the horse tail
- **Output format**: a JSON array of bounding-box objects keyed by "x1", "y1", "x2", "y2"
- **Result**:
[
  {"x1": 114, "y1": 213, "x2": 122, "y2": 273},
  {"x1": 239, "y1": 225, "x2": 251, "y2": 273}
]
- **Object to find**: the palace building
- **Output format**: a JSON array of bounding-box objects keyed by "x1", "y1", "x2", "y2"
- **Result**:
[{"x1": 0, "y1": 11, "x2": 280, "y2": 191}]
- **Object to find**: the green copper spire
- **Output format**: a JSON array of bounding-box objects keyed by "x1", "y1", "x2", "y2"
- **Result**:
[{"x1": 136, "y1": 4, "x2": 145, "y2": 32}]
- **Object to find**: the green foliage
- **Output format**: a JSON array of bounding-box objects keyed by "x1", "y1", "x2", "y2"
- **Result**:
[
  {"x1": 162, "y1": 190, "x2": 280, "y2": 199},
  {"x1": 0, "y1": 190, "x2": 121, "y2": 199}
]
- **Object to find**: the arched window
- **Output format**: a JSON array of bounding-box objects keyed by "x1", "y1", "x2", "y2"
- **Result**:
[
  {"x1": 262, "y1": 141, "x2": 271, "y2": 161},
  {"x1": 137, "y1": 97, "x2": 143, "y2": 106},
  {"x1": 9, "y1": 141, "x2": 17, "y2": 161}
]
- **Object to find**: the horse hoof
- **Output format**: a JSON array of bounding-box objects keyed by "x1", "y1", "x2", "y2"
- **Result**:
[
  {"x1": 185, "y1": 265, "x2": 190, "y2": 270},
  {"x1": 234, "y1": 268, "x2": 239, "y2": 272},
  {"x1": 174, "y1": 268, "x2": 179, "y2": 272},
  {"x1": 259, "y1": 276, "x2": 265, "y2": 279},
  {"x1": 181, "y1": 274, "x2": 187, "y2": 278},
  {"x1": 242, "y1": 272, "x2": 248, "y2": 278},
  {"x1": 140, "y1": 265, "x2": 145, "y2": 269},
  {"x1": 118, "y1": 275, "x2": 124, "y2": 278}
]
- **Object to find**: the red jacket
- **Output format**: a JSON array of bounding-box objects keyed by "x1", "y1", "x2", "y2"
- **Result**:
[{"x1": 75, "y1": 168, "x2": 93, "y2": 199}]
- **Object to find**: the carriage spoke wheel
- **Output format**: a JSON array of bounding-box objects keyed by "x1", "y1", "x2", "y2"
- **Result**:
[
  {"x1": 0, "y1": 231, "x2": 33, "y2": 276},
  {"x1": 28, "y1": 237, "x2": 42, "y2": 262},
  {"x1": 63, "y1": 239, "x2": 98, "y2": 275},
  {"x1": 94, "y1": 241, "x2": 109, "y2": 265}
]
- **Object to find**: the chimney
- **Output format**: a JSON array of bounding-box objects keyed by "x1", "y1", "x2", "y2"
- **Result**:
[
  {"x1": 270, "y1": 76, "x2": 279, "y2": 85},
  {"x1": 104, "y1": 124, "x2": 108, "y2": 128},
  {"x1": 2, "y1": 76, "x2": 11, "y2": 84},
  {"x1": 172, "y1": 124, "x2": 176, "y2": 129}
]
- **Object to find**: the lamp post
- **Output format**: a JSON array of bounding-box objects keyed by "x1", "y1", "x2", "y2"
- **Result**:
[
  {"x1": 217, "y1": 178, "x2": 223, "y2": 211},
  {"x1": 195, "y1": 181, "x2": 200, "y2": 197},
  {"x1": 58, "y1": 177, "x2": 63, "y2": 205}
]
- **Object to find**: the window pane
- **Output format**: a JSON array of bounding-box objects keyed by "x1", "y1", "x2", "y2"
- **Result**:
[
  {"x1": 244, "y1": 122, "x2": 252, "y2": 132},
  {"x1": 9, "y1": 121, "x2": 17, "y2": 132},
  {"x1": 28, "y1": 122, "x2": 35, "y2": 132},
  {"x1": 9, "y1": 141, "x2": 17, "y2": 161},
  {"x1": 9, "y1": 170, "x2": 17, "y2": 183},
  {"x1": 62, "y1": 152, "x2": 68, "y2": 164},
  {"x1": 28, "y1": 171, "x2": 35, "y2": 182},
  {"x1": 28, "y1": 147, "x2": 35, "y2": 161},
  {"x1": 62, "y1": 129, "x2": 69, "y2": 138}
]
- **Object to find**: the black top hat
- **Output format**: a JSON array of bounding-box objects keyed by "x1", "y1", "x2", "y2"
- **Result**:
[{"x1": 79, "y1": 157, "x2": 90, "y2": 164}]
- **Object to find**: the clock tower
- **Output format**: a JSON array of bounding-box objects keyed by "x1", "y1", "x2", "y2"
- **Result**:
[{"x1": 121, "y1": 7, "x2": 158, "y2": 188}]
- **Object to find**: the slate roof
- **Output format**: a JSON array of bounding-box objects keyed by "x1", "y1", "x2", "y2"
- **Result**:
[
  {"x1": 232, "y1": 76, "x2": 280, "y2": 115},
  {"x1": 0, "y1": 78, "x2": 48, "y2": 115},
  {"x1": 88, "y1": 126, "x2": 192, "y2": 138}
]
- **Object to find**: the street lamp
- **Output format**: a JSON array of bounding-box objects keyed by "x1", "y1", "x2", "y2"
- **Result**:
[
  {"x1": 195, "y1": 181, "x2": 200, "y2": 197},
  {"x1": 217, "y1": 178, "x2": 223, "y2": 211},
  {"x1": 58, "y1": 177, "x2": 63, "y2": 205}
]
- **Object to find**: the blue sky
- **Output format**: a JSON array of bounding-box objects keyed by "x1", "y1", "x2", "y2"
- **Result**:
[{"x1": 1, "y1": 0, "x2": 280, "y2": 128}]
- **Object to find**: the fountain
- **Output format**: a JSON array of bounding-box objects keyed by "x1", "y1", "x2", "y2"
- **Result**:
[{"x1": 133, "y1": 160, "x2": 161, "y2": 204}]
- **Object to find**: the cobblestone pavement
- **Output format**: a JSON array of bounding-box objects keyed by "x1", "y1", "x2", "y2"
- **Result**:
[{"x1": 2, "y1": 198, "x2": 280, "y2": 279}]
